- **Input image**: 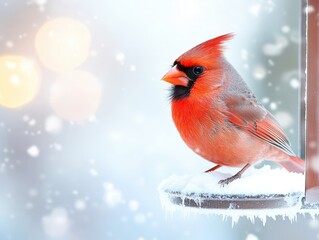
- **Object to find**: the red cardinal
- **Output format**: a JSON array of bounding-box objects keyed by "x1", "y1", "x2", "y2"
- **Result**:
[{"x1": 162, "y1": 33, "x2": 304, "y2": 186}]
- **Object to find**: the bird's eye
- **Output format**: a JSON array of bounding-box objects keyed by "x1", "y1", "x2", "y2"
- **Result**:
[{"x1": 192, "y1": 66, "x2": 204, "y2": 75}]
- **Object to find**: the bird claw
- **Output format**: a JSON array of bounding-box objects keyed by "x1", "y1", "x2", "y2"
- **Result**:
[
  {"x1": 218, "y1": 175, "x2": 241, "y2": 187},
  {"x1": 218, "y1": 163, "x2": 250, "y2": 187}
]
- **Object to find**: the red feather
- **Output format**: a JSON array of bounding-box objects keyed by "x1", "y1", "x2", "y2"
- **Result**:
[
  {"x1": 176, "y1": 33, "x2": 234, "y2": 68},
  {"x1": 162, "y1": 33, "x2": 304, "y2": 181},
  {"x1": 224, "y1": 93, "x2": 295, "y2": 156}
]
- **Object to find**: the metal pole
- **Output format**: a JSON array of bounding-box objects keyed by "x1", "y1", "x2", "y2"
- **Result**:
[
  {"x1": 305, "y1": 0, "x2": 319, "y2": 203},
  {"x1": 299, "y1": 0, "x2": 307, "y2": 160}
]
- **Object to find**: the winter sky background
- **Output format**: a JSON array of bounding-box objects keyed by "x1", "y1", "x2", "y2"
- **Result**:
[{"x1": 0, "y1": 0, "x2": 316, "y2": 239}]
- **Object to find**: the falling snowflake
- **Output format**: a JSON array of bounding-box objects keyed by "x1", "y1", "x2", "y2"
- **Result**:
[
  {"x1": 249, "y1": 4, "x2": 261, "y2": 16},
  {"x1": 253, "y1": 65, "x2": 267, "y2": 80},
  {"x1": 130, "y1": 65, "x2": 136, "y2": 71},
  {"x1": 27, "y1": 145, "x2": 40, "y2": 157},
  {"x1": 49, "y1": 143, "x2": 62, "y2": 151},
  {"x1": 89, "y1": 168, "x2": 99, "y2": 176},
  {"x1": 6, "y1": 41, "x2": 14, "y2": 48},
  {"x1": 115, "y1": 52, "x2": 125, "y2": 64},
  {"x1": 262, "y1": 35, "x2": 288, "y2": 56},
  {"x1": 274, "y1": 111, "x2": 293, "y2": 128},
  {"x1": 269, "y1": 102, "x2": 278, "y2": 110},
  {"x1": 281, "y1": 25, "x2": 290, "y2": 34},
  {"x1": 241, "y1": 49, "x2": 248, "y2": 60},
  {"x1": 290, "y1": 78, "x2": 300, "y2": 89},
  {"x1": 134, "y1": 213, "x2": 146, "y2": 224},
  {"x1": 45, "y1": 115, "x2": 63, "y2": 134},
  {"x1": 103, "y1": 182, "x2": 123, "y2": 207},
  {"x1": 29, "y1": 0, "x2": 47, "y2": 11},
  {"x1": 128, "y1": 200, "x2": 139, "y2": 211},
  {"x1": 309, "y1": 218, "x2": 319, "y2": 228},
  {"x1": 74, "y1": 199, "x2": 86, "y2": 210},
  {"x1": 42, "y1": 208, "x2": 70, "y2": 238},
  {"x1": 246, "y1": 233, "x2": 259, "y2": 240}
]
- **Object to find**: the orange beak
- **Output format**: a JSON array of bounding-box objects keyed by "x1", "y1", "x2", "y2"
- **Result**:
[{"x1": 161, "y1": 66, "x2": 189, "y2": 87}]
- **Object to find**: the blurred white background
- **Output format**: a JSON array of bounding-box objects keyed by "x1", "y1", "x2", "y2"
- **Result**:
[{"x1": 0, "y1": 0, "x2": 315, "y2": 239}]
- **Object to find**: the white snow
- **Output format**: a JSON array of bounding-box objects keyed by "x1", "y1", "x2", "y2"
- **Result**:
[
  {"x1": 290, "y1": 78, "x2": 300, "y2": 89},
  {"x1": 50, "y1": 143, "x2": 62, "y2": 151},
  {"x1": 74, "y1": 199, "x2": 86, "y2": 210},
  {"x1": 89, "y1": 168, "x2": 99, "y2": 176},
  {"x1": 274, "y1": 111, "x2": 293, "y2": 128},
  {"x1": 252, "y1": 65, "x2": 267, "y2": 80},
  {"x1": 6, "y1": 41, "x2": 14, "y2": 48},
  {"x1": 281, "y1": 25, "x2": 290, "y2": 34},
  {"x1": 268, "y1": 59, "x2": 274, "y2": 66},
  {"x1": 42, "y1": 208, "x2": 70, "y2": 238},
  {"x1": 158, "y1": 165, "x2": 311, "y2": 225},
  {"x1": 35, "y1": 0, "x2": 47, "y2": 5},
  {"x1": 246, "y1": 233, "x2": 259, "y2": 240},
  {"x1": 262, "y1": 35, "x2": 288, "y2": 56},
  {"x1": 29, "y1": 119, "x2": 36, "y2": 126},
  {"x1": 249, "y1": 4, "x2": 261, "y2": 16},
  {"x1": 309, "y1": 218, "x2": 319, "y2": 228},
  {"x1": 262, "y1": 97, "x2": 269, "y2": 104},
  {"x1": 130, "y1": 65, "x2": 136, "y2": 71},
  {"x1": 159, "y1": 166, "x2": 303, "y2": 196},
  {"x1": 241, "y1": 49, "x2": 248, "y2": 60},
  {"x1": 128, "y1": 200, "x2": 139, "y2": 211},
  {"x1": 45, "y1": 115, "x2": 63, "y2": 134},
  {"x1": 103, "y1": 182, "x2": 123, "y2": 207},
  {"x1": 269, "y1": 102, "x2": 277, "y2": 110},
  {"x1": 134, "y1": 213, "x2": 146, "y2": 224},
  {"x1": 115, "y1": 52, "x2": 125, "y2": 64},
  {"x1": 27, "y1": 145, "x2": 40, "y2": 157}
]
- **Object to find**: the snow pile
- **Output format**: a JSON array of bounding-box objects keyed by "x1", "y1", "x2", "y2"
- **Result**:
[
  {"x1": 158, "y1": 165, "x2": 313, "y2": 225},
  {"x1": 159, "y1": 165, "x2": 304, "y2": 196}
]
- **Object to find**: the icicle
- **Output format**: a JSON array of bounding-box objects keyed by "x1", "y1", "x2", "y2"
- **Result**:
[{"x1": 158, "y1": 165, "x2": 319, "y2": 225}]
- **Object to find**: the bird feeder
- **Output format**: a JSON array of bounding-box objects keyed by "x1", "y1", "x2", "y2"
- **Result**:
[{"x1": 158, "y1": 0, "x2": 319, "y2": 223}]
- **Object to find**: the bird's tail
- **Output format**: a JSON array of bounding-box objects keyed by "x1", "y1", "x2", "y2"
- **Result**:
[{"x1": 278, "y1": 156, "x2": 304, "y2": 173}]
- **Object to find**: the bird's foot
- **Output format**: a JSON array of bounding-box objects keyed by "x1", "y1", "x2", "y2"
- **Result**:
[
  {"x1": 218, "y1": 174, "x2": 241, "y2": 187},
  {"x1": 218, "y1": 163, "x2": 251, "y2": 187}
]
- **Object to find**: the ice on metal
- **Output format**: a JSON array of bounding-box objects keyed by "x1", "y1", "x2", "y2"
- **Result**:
[{"x1": 158, "y1": 165, "x2": 319, "y2": 225}]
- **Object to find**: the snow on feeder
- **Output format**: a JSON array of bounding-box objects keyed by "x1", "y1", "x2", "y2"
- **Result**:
[{"x1": 158, "y1": 0, "x2": 319, "y2": 223}]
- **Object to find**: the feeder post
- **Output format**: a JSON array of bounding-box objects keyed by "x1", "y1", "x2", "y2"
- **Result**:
[{"x1": 305, "y1": 0, "x2": 319, "y2": 203}]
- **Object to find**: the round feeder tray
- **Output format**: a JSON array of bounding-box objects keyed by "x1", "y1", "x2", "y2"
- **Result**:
[
  {"x1": 158, "y1": 167, "x2": 308, "y2": 223},
  {"x1": 164, "y1": 190, "x2": 303, "y2": 209}
]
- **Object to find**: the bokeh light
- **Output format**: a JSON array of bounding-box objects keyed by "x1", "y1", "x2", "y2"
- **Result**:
[
  {"x1": 35, "y1": 17, "x2": 91, "y2": 73},
  {"x1": 49, "y1": 70, "x2": 102, "y2": 122},
  {"x1": 0, "y1": 1, "x2": 310, "y2": 240},
  {"x1": 0, "y1": 55, "x2": 41, "y2": 108}
]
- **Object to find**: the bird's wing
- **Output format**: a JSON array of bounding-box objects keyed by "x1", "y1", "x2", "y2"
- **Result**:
[{"x1": 223, "y1": 93, "x2": 295, "y2": 156}]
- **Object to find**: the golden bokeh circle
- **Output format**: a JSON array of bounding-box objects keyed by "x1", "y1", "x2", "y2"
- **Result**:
[
  {"x1": 35, "y1": 17, "x2": 91, "y2": 73},
  {"x1": 0, "y1": 55, "x2": 41, "y2": 108}
]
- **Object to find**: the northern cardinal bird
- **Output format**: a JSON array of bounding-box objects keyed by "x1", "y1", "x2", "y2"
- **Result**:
[{"x1": 162, "y1": 33, "x2": 304, "y2": 186}]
